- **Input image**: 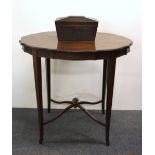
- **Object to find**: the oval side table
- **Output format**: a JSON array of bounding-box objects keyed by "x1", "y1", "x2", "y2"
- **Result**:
[{"x1": 20, "y1": 31, "x2": 133, "y2": 146}]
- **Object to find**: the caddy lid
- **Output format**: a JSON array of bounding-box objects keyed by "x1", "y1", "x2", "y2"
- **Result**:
[{"x1": 55, "y1": 16, "x2": 98, "y2": 25}]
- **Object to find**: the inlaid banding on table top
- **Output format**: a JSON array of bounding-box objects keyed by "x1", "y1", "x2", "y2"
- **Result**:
[{"x1": 20, "y1": 31, "x2": 133, "y2": 52}]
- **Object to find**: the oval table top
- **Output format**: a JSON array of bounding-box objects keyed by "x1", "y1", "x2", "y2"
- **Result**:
[{"x1": 20, "y1": 31, "x2": 133, "y2": 60}]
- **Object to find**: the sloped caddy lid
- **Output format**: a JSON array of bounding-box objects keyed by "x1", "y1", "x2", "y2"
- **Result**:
[{"x1": 55, "y1": 16, "x2": 98, "y2": 25}]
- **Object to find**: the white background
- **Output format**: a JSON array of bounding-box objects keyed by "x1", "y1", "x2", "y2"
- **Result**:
[
  {"x1": 12, "y1": 0, "x2": 141, "y2": 110},
  {"x1": 2, "y1": 0, "x2": 155, "y2": 154}
]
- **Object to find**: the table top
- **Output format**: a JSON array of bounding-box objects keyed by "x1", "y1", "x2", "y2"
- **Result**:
[{"x1": 20, "y1": 31, "x2": 133, "y2": 60}]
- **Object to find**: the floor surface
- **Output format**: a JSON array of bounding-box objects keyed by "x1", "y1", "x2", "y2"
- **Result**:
[{"x1": 12, "y1": 108, "x2": 142, "y2": 155}]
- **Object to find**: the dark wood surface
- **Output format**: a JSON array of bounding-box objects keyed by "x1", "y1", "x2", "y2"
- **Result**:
[
  {"x1": 32, "y1": 50, "x2": 43, "y2": 144},
  {"x1": 55, "y1": 16, "x2": 98, "y2": 25},
  {"x1": 102, "y1": 60, "x2": 107, "y2": 114},
  {"x1": 105, "y1": 58, "x2": 116, "y2": 145},
  {"x1": 20, "y1": 31, "x2": 132, "y2": 146},
  {"x1": 55, "y1": 16, "x2": 98, "y2": 41},
  {"x1": 45, "y1": 58, "x2": 51, "y2": 113},
  {"x1": 20, "y1": 31, "x2": 132, "y2": 60}
]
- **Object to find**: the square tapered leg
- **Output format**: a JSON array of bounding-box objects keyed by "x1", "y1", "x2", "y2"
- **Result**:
[
  {"x1": 45, "y1": 58, "x2": 51, "y2": 113},
  {"x1": 102, "y1": 60, "x2": 107, "y2": 114},
  {"x1": 105, "y1": 58, "x2": 116, "y2": 146},
  {"x1": 32, "y1": 50, "x2": 43, "y2": 144}
]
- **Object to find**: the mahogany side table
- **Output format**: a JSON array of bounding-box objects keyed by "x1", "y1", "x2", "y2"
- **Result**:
[{"x1": 20, "y1": 31, "x2": 132, "y2": 146}]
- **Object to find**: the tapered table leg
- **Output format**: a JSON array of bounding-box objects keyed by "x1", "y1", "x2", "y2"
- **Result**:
[
  {"x1": 102, "y1": 60, "x2": 107, "y2": 114},
  {"x1": 32, "y1": 50, "x2": 43, "y2": 144},
  {"x1": 105, "y1": 58, "x2": 116, "y2": 146},
  {"x1": 45, "y1": 58, "x2": 51, "y2": 113}
]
